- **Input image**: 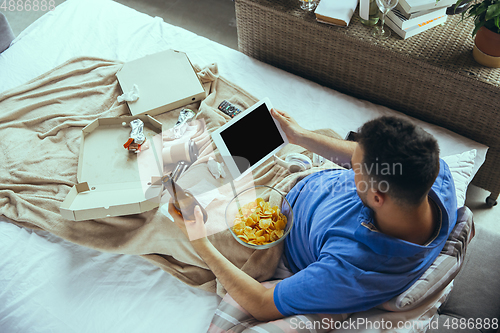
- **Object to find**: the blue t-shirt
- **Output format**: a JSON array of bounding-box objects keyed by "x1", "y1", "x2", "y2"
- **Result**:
[{"x1": 273, "y1": 160, "x2": 457, "y2": 316}]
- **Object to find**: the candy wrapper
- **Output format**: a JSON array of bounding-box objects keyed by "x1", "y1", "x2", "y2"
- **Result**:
[
  {"x1": 123, "y1": 119, "x2": 146, "y2": 153},
  {"x1": 169, "y1": 109, "x2": 196, "y2": 139}
]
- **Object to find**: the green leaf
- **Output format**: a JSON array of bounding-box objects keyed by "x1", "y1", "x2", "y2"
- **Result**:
[
  {"x1": 466, "y1": 3, "x2": 487, "y2": 21},
  {"x1": 495, "y1": 16, "x2": 500, "y2": 29},
  {"x1": 485, "y1": 3, "x2": 500, "y2": 21},
  {"x1": 469, "y1": 2, "x2": 488, "y2": 18},
  {"x1": 473, "y1": 19, "x2": 486, "y2": 36}
]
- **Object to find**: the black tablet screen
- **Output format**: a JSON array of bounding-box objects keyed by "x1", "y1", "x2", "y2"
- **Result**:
[{"x1": 220, "y1": 104, "x2": 284, "y2": 174}]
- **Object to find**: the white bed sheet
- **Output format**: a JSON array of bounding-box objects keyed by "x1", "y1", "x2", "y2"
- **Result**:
[
  {"x1": 0, "y1": 223, "x2": 219, "y2": 332},
  {"x1": 0, "y1": 0, "x2": 489, "y2": 332}
]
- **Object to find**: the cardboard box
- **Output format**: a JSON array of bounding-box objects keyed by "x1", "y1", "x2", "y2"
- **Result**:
[
  {"x1": 116, "y1": 49, "x2": 206, "y2": 117},
  {"x1": 60, "y1": 115, "x2": 164, "y2": 221}
]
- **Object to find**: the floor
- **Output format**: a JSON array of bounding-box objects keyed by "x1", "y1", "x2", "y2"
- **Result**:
[
  {"x1": 3, "y1": 0, "x2": 498, "y2": 233},
  {"x1": 3, "y1": 0, "x2": 238, "y2": 49}
]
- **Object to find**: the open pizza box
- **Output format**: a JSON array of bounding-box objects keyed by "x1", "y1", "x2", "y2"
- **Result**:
[
  {"x1": 116, "y1": 49, "x2": 207, "y2": 117},
  {"x1": 60, "y1": 115, "x2": 164, "y2": 221}
]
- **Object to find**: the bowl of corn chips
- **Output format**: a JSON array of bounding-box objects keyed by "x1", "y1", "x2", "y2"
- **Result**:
[{"x1": 225, "y1": 185, "x2": 293, "y2": 249}]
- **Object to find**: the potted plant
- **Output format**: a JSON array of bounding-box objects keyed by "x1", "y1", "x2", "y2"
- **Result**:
[{"x1": 455, "y1": 0, "x2": 500, "y2": 67}]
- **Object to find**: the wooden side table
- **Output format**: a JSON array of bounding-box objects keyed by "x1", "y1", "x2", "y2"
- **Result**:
[{"x1": 235, "y1": 0, "x2": 500, "y2": 205}]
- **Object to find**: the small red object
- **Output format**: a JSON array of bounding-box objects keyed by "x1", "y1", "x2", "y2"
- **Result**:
[{"x1": 123, "y1": 138, "x2": 134, "y2": 149}]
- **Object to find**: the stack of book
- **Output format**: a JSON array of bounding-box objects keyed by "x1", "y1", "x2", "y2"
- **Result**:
[{"x1": 386, "y1": 0, "x2": 455, "y2": 39}]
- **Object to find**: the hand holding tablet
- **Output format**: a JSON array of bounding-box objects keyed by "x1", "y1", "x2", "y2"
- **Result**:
[{"x1": 211, "y1": 98, "x2": 289, "y2": 180}]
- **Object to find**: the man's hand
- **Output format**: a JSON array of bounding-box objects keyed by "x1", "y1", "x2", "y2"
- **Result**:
[
  {"x1": 271, "y1": 108, "x2": 306, "y2": 145},
  {"x1": 167, "y1": 201, "x2": 283, "y2": 322},
  {"x1": 271, "y1": 108, "x2": 356, "y2": 165},
  {"x1": 168, "y1": 201, "x2": 207, "y2": 241}
]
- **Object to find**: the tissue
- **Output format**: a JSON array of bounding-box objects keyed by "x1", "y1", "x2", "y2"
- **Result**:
[{"x1": 117, "y1": 84, "x2": 140, "y2": 103}]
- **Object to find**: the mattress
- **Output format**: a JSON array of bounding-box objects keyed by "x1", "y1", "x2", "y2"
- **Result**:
[{"x1": 0, "y1": 0, "x2": 488, "y2": 332}]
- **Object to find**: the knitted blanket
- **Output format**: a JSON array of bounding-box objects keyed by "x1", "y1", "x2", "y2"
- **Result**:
[{"x1": 0, "y1": 57, "x2": 340, "y2": 295}]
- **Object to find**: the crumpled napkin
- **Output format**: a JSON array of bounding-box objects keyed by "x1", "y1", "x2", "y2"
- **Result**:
[{"x1": 117, "y1": 84, "x2": 140, "y2": 103}]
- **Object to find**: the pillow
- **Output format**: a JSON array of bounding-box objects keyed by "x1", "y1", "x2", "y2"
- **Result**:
[
  {"x1": 208, "y1": 207, "x2": 475, "y2": 332},
  {"x1": 442, "y1": 149, "x2": 477, "y2": 208},
  {"x1": 378, "y1": 206, "x2": 474, "y2": 311}
]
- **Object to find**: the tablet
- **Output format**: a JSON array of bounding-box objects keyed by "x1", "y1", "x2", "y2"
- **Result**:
[{"x1": 211, "y1": 98, "x2": 289, "y2": 180}]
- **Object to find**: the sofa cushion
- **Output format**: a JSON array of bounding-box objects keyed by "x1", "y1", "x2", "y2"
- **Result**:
[
  {"x1": 442, "y1": 149, "x2": 476, "y2": 208},
  {"x1": 427, "y1": 225, "x2": 500, "y2": 333}
]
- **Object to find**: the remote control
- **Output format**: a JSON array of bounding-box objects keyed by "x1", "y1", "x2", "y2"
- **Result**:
[{"x1": 218, "y1": 100, "x2": 242, "y2": 118}]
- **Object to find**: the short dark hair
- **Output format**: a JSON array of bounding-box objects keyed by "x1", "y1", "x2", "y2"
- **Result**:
[{"x1": 357, "y1": 116, "x2": 440, "y2": 206}]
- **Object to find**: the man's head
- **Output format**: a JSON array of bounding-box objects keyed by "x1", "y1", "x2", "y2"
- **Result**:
[{"x1": 352, "y1": 116, "x2": 440, "y2": 209}]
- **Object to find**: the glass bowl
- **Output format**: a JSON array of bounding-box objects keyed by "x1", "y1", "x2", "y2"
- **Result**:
[{"x1": 225, "y1": 185, "x2": 293, "y2": 250}]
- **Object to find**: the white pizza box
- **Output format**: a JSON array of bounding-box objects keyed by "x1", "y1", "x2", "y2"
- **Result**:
[
  {"x1": 116, "y1": 49, "x2": 206, "y2": 117},
  {"x1": 60, "y1": 115, "x2": 164, "y2": 221}
]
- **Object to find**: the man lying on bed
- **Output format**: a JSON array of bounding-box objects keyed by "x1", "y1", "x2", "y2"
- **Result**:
[{"x1": 169, "y1": 112, "x2": 457, "y2": 321}]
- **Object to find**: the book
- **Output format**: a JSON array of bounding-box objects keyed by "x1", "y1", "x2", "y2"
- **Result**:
[
  {"x1": 398, "y1": 0, "x2": 455, "y2": 14},
  {"x1": 387, "y1": 7, "x2": 447, "y2": 30},
  {"x1": 395, "y1": 2, "x2": 444, "y2": 19},
  {"x1": 385, "y1": 14, "x2": 447, "y2": 39},
  {"x1": 314, "y1": 0, "x2": 358, "y2": 27}
]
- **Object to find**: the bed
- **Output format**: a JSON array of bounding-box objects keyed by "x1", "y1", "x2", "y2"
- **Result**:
[{"x1": 0, "y1": 0, "x2": 490, "y2": 332}]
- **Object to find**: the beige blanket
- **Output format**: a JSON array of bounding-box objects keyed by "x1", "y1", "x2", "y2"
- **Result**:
[{"x1": 0, "y1": 57, "x2": 340, "y2": 295}]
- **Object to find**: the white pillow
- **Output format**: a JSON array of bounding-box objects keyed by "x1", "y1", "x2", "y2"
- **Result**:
[{"x1": 442, "y1": 149, "x2": 477, "y2": 208}]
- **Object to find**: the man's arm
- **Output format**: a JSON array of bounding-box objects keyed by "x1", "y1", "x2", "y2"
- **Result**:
[
  {"x1": 169, "y1": 204, "x2": 284, "y2": 322},
  {"x1": 271, "y1": 109, "x2": 357, "y2": 166}
]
